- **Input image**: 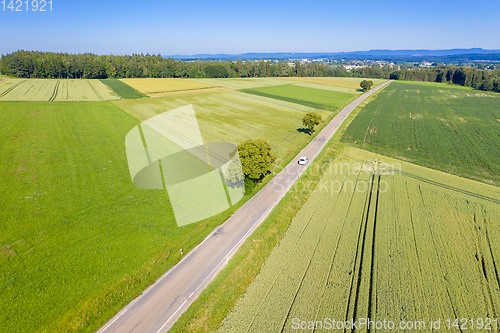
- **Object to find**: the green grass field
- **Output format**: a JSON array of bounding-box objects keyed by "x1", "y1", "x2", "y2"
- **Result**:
[
  {"x1": 112, "y1": 89, "x2": 331, "y2": 161},
  {"x1": 0, "y1": 101, "x2": 218, "y2": 332},
  {"x1": 342, "y1": 81, "x2": 500, "y2": 185},
  {"x1": 0, "y1": 79, "x2": 119, "y2": 101},
  {"x1": 100, "y1": 79, "x2": 148, "y2": 99},
  {"x1": 0, "y1": 81, "x2": 338, "y2": 332},
  {"x1": 241, "y1": 84, "x2": 357, "y2": 111},
  {"x1": 218, "y1": 147, "x2": 500, "y2": 332}
]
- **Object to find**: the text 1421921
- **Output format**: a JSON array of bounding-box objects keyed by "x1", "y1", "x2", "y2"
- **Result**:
[{"x1": 2, "y1": 0, "x2": 52, "y2": 11}]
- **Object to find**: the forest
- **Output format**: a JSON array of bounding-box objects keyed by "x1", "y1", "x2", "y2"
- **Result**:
[
  {"x1": 1, "y1": 51, "x2": 499, "y2": 93},
  {"x1": 390, "y1": 66, "x2": 500, "y2": 92},
  {"x1": 0, "y1": 51, "x2": 389, "y2": 80}
]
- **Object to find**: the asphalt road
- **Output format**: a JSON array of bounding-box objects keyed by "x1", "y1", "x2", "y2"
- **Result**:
[{"x1": 98, "y1": 80, "x2": 392, "y2": 333}]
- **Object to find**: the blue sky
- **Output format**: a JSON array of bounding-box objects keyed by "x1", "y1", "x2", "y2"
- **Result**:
[{"x1": 1, "y1": 0, "x2": 499, "y2": 55}]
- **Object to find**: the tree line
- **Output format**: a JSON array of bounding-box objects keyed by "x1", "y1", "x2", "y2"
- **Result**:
[
  {"x1": 2, "y1": 51, "x2": 500, "y2": 93},
  {"x1": 0, "y1": 51, "x2": 393, "y2": 80},
  {"x1": 390, "y1": 66, "x2": 500, "y2": 93}
]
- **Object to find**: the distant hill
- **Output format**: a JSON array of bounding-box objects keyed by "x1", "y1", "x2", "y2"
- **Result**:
[{"x1": 168, "y1": 48, "x2": 500, "y2": 61}]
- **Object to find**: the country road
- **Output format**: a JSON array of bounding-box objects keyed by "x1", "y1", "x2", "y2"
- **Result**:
[{"x1": 98, "y1": 80, "x2": 393, "y2": 333}]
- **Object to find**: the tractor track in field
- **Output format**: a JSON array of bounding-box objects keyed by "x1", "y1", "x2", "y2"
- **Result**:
[
  {"x1": 367, "y1": 175, "x2": 381, "y2": 323},
  {"x1": 345, "y1": 174, "x2": 375, "y2": 324},
  {"x1": 341, "y1": 173, "x2": 381, "y2": 329},
  {"x1": 49, "y1": 80, "x2": 60, "y2": 102},
  {"x1": 87, "y1": 80, "x2": 103, "y2": 100},
  {"x1": 0, "y1": 80, "x2": 26, "y2": 98}
]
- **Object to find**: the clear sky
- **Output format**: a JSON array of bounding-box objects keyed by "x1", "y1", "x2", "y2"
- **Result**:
[{"x1": 1, "y1": 0, "x2": 499, "y2": 55}]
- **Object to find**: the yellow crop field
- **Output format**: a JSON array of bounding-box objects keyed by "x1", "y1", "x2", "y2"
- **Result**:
[
  {"x1": 219, "y1": 147, "x2": 500, "y2": 332},
  {"x1": 279, "y1": 76, "x2": 386, "y2": 90},
  {"x1": 195, "y1": 78, "x2": 291, "y2": 90},
  {"x1": 0, "y1": 79, "x2": 119, "y2": 101},
  {"x1": 119, "y1": 78, "x2": 218, "y2": 95}
]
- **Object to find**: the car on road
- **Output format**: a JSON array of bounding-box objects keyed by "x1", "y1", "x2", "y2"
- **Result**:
[{"x1": 298, "y1": 157, "x2": 309, "y2": 165}]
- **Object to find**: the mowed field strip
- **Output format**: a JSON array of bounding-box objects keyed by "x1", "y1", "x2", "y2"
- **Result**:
[
  {"x1": 0, "y1": 79, "x2": 119, "y2": 101},
  {"x1": 119, "y1": 78, "x2": 218, "y2": 95},
  {"x1": 100, "y1": 79, "x2": 148, "y2": 99},
  {"x1": 219, "y1": 147, "x2": 500, "y2": 332},
  {"x1": 342, "y1": 81, "x2": 500, "y2": 185}
]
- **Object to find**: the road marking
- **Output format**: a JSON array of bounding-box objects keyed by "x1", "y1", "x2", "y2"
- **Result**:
[
  {"x1": 156, "y1": 201, "x2": 277, "y2": 332},
  {"x1": 155, "y1": 299, "x2": 188, "y2": 333},
  {"x1": 99, "y1": 309, "x2": 128, "y2": 332}
]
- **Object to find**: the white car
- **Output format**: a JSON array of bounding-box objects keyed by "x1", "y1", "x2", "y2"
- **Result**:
[{"x1": 298, "y1": 157, "x2": 309, "y2": 165}]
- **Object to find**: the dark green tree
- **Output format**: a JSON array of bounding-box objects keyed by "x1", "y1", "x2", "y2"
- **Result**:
[
  {"x1": 302, "y1": 112, "x2": 322, "y2": 135},
  {"x1": 479, "y1": 79, "x2": 494, "y2": 91},
  {"x1": 237, "y1": 140, "x2": 276, "y2": 183},
  {"x1": 360, "y1": 79, "x2": 374, "y2": 92}
]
